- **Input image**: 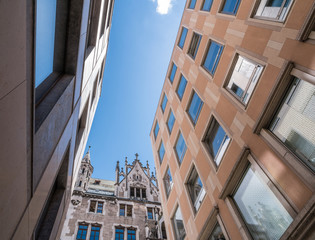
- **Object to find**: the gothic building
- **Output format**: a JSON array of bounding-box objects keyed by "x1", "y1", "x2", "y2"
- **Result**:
[{"x1": 60, "y1": 149, "x2": 167, "y2": 240}]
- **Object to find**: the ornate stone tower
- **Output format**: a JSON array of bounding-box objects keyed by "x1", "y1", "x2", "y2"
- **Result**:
[{"x1": 75, "y1": 147, "x2": 94, "y2": 192}]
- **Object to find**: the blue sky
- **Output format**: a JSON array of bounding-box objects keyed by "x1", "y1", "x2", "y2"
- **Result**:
[{"x1": 84, "y1": 0, "x2": 186, "y2": 180}]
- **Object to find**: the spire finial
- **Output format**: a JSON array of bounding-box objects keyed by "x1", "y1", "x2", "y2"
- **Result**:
[{"x1": 135, "y1": 153, "x2": 139, "y2": 160}]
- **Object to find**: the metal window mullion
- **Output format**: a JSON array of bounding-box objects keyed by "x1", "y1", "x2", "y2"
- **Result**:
[{"x1": 241, "y1": 65, "x2": 257, "y2": 101}]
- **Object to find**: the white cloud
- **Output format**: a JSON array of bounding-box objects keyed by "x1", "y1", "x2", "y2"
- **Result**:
[{"x1": 155, "y1": 0, "x2": 173, "y2": 15}]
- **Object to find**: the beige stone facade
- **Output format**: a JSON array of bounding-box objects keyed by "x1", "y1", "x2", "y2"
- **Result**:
[
  {"x1": 0, "y1": 0, "x2": 114, "y2": 239},
  {"x1": 60, "y1": 151, "x2": 167, "y2": 240},
  {"x1": 150, "y1": 0, "x2": 315, "y2": 239}
]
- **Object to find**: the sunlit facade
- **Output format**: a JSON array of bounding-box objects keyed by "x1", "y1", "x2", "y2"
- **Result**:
[
  {"x1": 150, "y1": 0, "x2": 315, "y2": 239},
  {"x1": 0, "y1": 0, "x2": 114, "y2": 239}
]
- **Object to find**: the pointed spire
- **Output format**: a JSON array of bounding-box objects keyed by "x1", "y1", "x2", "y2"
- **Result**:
[{"x1": 82, "y1": 146, "x2": 91, "y2": 163}]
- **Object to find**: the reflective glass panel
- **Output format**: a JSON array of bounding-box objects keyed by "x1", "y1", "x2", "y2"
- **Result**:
[
  {"x1": 35, "y1": 0, "x2": 57, "y2": 87},
  {"x1": 175, "y1": 133, "x2": 187, "y2": 163},
  {"x1": 178, "y1": 27, "x2": 188, "y2": 49},
  {"x1": 173, "y1": 206, "x2": 186, "y2": 240},
  {"x1": 167, "y1": 111, "x2": 175, "y2": 133},
  {"x1": 203, "y1": 41, "x2": 223, "y2": 75},
  {"x1": 234, "y1": 167, "x2": 293, "y2": 240},
  {"x1": 177, "y1": 75, "x2": 187, "y2": 100},
  {"x1": 270, "y1": 78, "x2": 315, "y2": 172},
  {"x1": 188, "y1": 92, "x2": 203, "y2": 125}
]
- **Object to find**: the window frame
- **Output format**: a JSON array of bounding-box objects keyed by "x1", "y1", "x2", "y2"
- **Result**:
[
  {"x1": 167, "y1": 109, "x2": 176, "y2": 134},
  {"x1": 161, "y1": 93, "x2": 168, "y2": 113},
  {"x1": 163, "y1": 166, "x2": 173, "y2": 198},
  {"x1": 202, "y1": 40, "x2": 224, "y2": 76},
  {"x1": 224, "y1": 54, "x2": 264, "y2": 106},
  {"x1": 202, "y1": 116, "x2": 231, "y2": 169},
  {"x1": 158, "y1": 141, "x2": 166, "y2": 164},
  {"x1": 187, "y1": 90, "x2": 204, "y2": 126},
  {"x1": 188, "y1": 0, "x2": 197, "y2": 9},
  {"x1": 185, "y1": 164, "x2": 206, "y2": 213},
  {"x1": 188, "y1": 32, "x2": 202, "y2": 60},
  {"x1": 174, "y1": 131, "x2": 187, "y2": 165},
  {"x1": 201, "y1": 0, "x2": 214, "y2": 12},
  {"x1": 127, "y1": 228, "x2": 137, "y2": 240},
  {"x1": 171, "y1": 205, "x2": 186, "y2": 240},
  {"x1": 115, "y1": 227, "x2": 124, "y2": 240},
  {"x1": 76, "y1": 223, "x2": 89, "y2": 240},
  {"x1": 178, "y1": 27, "x2": 188, "y2": 49},
  {"x1": 176, "y1": 74, "x2": 188, "y2": 101},
  {"x1": 153, "y1": 121, "x2": 159, "y2": 140},
  {"x1": 169, "y1": 62, "x2": 178, "y2": 83},
  {"x1": 147, "y1": 207, "x2": 154, "y2": 220},
  {"x1": 198, "y1": 208, "x2": 230, "y2": 240},
  {"x1": 89, "y1": 200, "x2": 104, "y2": 214},
  {"x1": 253, "y1": 64, "x2": 315, "y2": 189},
  {"x1": 220, "y1": 0, "x2": 241, "y2": 15},
  {"x1": 89, "y1": 225, "x2": 101, "y2": 240},
  {"x1": 251, "y1": 0, "x2": 294, "y2": 22},
  {"x1": 119, "y1": 203, "x2": 133, "y2": 217},
  {"x1": 219, "y1": 149, "x2": 298, "y2": 240}
]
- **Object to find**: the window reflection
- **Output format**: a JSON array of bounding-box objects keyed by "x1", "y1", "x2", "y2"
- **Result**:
[
  {"x1": 233, "y1": 167, "x2": 293, "y2": 240},
  {"x1": 270, "y1": 77, "x2": 315, "y2": 172}
]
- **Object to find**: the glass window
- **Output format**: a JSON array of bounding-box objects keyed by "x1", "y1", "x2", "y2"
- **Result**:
[
  {"x1": 178, "y1": 27, "x2": 188, "y2": 49},
  {"x1": 203, "y1": 118, "x2": 231, "y2": 166},
  {"x1": 188, "y1": 0, "x2": 197, "y2": 9},
  {"x1": 97, "y1": 202, "x2": 103, "y2": 213},
  {"x1": 159, "y1": 141, "x2": 165, "y2": 164},
  {"x1": 270, "y1": 77, "x2": 315, "y2": 172},
  {"x1": 226, "y1": 55, "x2": 263, "y2": 105},
  {"x1": 186, "y1": 166, "x2": 206, "y2": 212},
  {"x1": 254, "y1": 0, "x2": 293, "y2": 22},
  {"x1": 169, "y1": 63, "x2": 177, "y2": 83},
  {"x1": 176, "y1": 75, "x2": 187, "y2": 101},
  {"x1": 136, "y1": 188, "x2": 141, "y2": 198},
  {"x1": 161, "y1": 94, "x2": 168, "y2": 113},
  {"x1": 188, "y1": 32, "x2": 202, "y2": 59},
  {"x1": 76, "y1": 224, "x2": 88, "y2": 240},
  {"x1": 202, "y1": 0, "x2": 213, "y2": 11},
  {"x1": 154, "y1": 121, "x2": 159, "y2": 139},
  {"x1": 89, "y1": 201, "x2": 96, "y2": 212},
  {"x1": 164, "y1": 167, "x2": 173, "y2": 197},
  {"x1": 90, "y1": 226, "x2": 100, "y2": 240},
  {"x1": 127, "y1": 229, "x2": 136, "y2": 240},
  {"x1": 167, "y1": 110, "x2": 176, "y2": 134},
  {"x1": 175, "y1": 132, "x2": 187, "y2": 164},
  {"x1": 233, "y1": 166, "x2": 293, "y2": 240},
  {"x1": 119, "y1": 204, "x2": 125, "y2": 216},
  {"x1": 147, "y1": 207, "x2": 154, "y2": 220},
  {"x1": 188, "y1": 91, "x2": 203, "y2": 125},
  {"x1": 221, "y1": 0, "x2": 241, "y2": 15},
  {"x1": 127, "y1": 205, "x2": 133, "y2": 217},
  {"x1": 115, "y1": 228, "x2": 124, "y2": 240},
  {"x1": 172, "y1": 206, "x2": 186, "y2": 240},
  {"x1": 142, "y1": 188, "x2": 147, "y2": 199},
  {"x1": 203, "y1": 41, "x2": 224, "y2": 76},
  {"x1": 208, "y1": 222, "x2": 226, "y2": 240},
  {"x1": 35, "y1": 0, "x2": 57, "y2": 87},
  {"x1": 130, "y1": 187, "x2": 135, "y2": 197}
]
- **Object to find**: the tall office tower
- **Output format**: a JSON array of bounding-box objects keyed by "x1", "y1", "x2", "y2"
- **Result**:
[
  {"x1": 0, "y1": 0, "x2": 114, "y2": 239},
  {"x1": 150, "y1": 0, "x2": 315, "y2": 239}
]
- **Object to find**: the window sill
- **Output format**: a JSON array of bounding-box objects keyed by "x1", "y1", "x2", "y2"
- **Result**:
[
  {"x1": 220, "y1": 88, "x2": 246, "y2": 113},
  {"x1": 216, "y1": 13, "x2": 236, "y2": 21},
  {"x1": 260, "y1": 129, "x2": 315, "y2": 191},
  {"x1": 245, "y1": 17, "x2": 283, "y2": 31},
  {"x1": 35, "y1": 74, "x2": 74, "y2": 132}
]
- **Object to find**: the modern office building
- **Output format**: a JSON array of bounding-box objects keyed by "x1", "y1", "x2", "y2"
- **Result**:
[
  {"x1": 0, "y1": 0, "x2": 114, "y2": 239},
  {"x1": 60, "y1": 151, "x2": 167, "y2": 240},
  {"x1": 150, "y1": 0, "x2": 315, "y2": 239}
]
